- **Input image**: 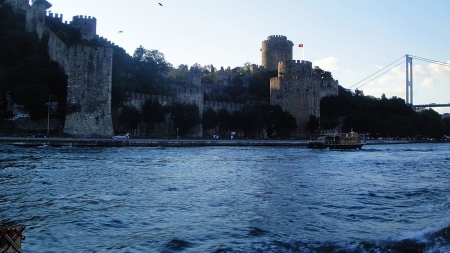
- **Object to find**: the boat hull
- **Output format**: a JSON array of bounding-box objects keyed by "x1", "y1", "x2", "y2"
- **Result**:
[{"x1": 326, "y1": 144, "x2": 364, "y2": 150}]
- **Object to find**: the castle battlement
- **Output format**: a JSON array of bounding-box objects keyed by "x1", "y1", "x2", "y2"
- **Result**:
[
  {"x1": 175, "y1": 86, "x2": 201, "y2": 94},
  {"x1": 203, "y1": 100, "x2": 244, "y2": 113},
  {"x1": 46, "y1": 12, "x2": 63, "y2": 23},
  {"x1": 71, "y1": 15, "x2": 97, "y2": 40},
  {"x1": 265, "y1": 35, "x2": 288, "y2": 41},
  {"x1": 72, "y1": 15, "x2": 96, "y2": 20},
  {"x1": 95, "y1": 35, "x2": 116, "y2": 46},
  {"x1": 278, "y1": 60, "x2": 313, "y2": 78}
]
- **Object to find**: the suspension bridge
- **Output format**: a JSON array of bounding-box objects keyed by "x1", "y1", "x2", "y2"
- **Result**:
[{"x1": 349, "y1": 55, "x2": 450, "y2": 110}]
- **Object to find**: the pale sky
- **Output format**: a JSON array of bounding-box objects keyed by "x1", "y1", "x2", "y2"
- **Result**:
[{"x1": 42, "y1": 0, "x2": 450, "y2": 114}]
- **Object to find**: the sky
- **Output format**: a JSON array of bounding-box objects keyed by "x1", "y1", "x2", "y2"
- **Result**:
[{"x1": 41, "y1": 0, "x2": 450, "y2": 114}]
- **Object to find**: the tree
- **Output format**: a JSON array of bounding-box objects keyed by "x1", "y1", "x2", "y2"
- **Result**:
[
  {"x1": 119, "y1": 106, "x2": 140, "y2": 131},
  {"x1": 189, "y1": 63, "x2": 202, "y2": 74},
  {"x1": 217, "y1": 108, "x2": 232, "y2": 135},
  {"x1": 167, "y1": 102, "x2": 201, "y2": 134},
  {"x1": 141, "y1": 99, "x2": 165, "y2": 125},
  {"x1": 202, "y1": 107, "x2": 218, "y2": 134},
  {"x1": 306, "y1": 115, "x2": 320, "y2": 133},
  {"x1": 417, "y1": 109, "x2": 444, "y2": 139},
  {"x1": 248, "y1": 70, "x2": 277, "y2": 102}
]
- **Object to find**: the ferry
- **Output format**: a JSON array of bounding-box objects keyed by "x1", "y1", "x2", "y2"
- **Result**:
[{"x1": 308, "y1": 131, "x2": 365, "y2": 150}]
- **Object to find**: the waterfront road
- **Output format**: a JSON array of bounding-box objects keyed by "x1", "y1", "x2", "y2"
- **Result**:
[{"x1": 0, "y1": 136, "x2": 411, "y2": 147}]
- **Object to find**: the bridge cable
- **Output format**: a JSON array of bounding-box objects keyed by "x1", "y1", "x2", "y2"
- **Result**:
[
  {"x1": 348, "y1": 55, "x2": 406, "y2": 89},
  {"x1": 409, "y1": 55, "x2": 450, "y2": 67},
  {"x1": 356, "y1": 60, "x2": 406, "y2": 90},
  {"x1": 411, "y1": 55, "x2": 450, "y2": 104}
]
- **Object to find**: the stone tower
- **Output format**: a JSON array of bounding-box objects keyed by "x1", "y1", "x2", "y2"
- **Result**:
[
  {"x1": 261, "y1": 35, "x2": 294, "y2": 71},
  {"x1": 64, "y1": 46, "x2": 114, "y2": 137},
  {"x1": 71, "y1": 15, "x2": 97, "y2": 40},
  {"x1": 270, "y1": 60, "x2": 339, "y2": 134}
]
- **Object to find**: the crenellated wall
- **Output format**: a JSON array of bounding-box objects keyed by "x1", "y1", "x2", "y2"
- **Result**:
[
  {"x1": 262, "y1": 35, "x2": 294, "y2": 71},
  {"x1": 249, "y1": 64, "x2": 264, "y2": 73},
  {"x1": 71, "y1": 15, "x2": 97, "y2": 40},
  {"x1": 203, "y1": 100, "x2": 244, "y2": 113},
  {"x1": 124, "y1": 92, "x2": 174, "y2": 109},
  {"x1": 64, "y1": 46, "x2": 114, "y2": 137},
  {"x1": 270, "y1": 60, "x2": 338, "y2": 133},
  {"x1": 46, "y1": 12, "x2": 63, "y2": 23}
]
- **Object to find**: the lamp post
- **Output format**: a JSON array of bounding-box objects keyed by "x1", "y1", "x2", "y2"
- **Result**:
[
  {"x1": 177, "y1": 128, "x2": 179, "y2": 139},
  {"x1": 47, "y1": 95, "x2": 51, "y2": 137}
]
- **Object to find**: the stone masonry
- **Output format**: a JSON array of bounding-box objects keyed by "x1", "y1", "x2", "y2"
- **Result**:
[
  {"x1": 270, "y1": 60, "x2": 338, "y2": 133},
  {"x1": 19, "y1": 2, "x2": 115, "y2": 137},
  {"x1": 64, "y1": 46, "x2": 114, "y2": 137}
]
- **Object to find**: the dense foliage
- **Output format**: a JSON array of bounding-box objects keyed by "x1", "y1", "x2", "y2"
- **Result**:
[
  {"x1": 0, "y1": 1, "x2": 67, "y2": 118},
  {"x1": 320, "y1": 87, "x2": 450, "y2": 139}
]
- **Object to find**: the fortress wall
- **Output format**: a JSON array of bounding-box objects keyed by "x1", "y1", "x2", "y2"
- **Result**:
[
  {"x1": 36, "y1": 22, "x2": 69, "y2": 72},
  {"x1": 25, "y1": 3, "x2": 46, "y2": 32},
  {"x1": 270, "y1": 58, "x2": 339, "y2": 133},
  {"x1": 278, "y1": 60, "x2": 313, "y2": 78},
  {"x1": 203, "y1": 100, "x2": 244, "y2": 113},
  {"x1": 46, "y1": 12, "x2": 63, "y2": 23},
  {"x1": 64, "y1": 46, "x2": 114, "y2": 137},
  {"x1": 124, "y1": 92, "x2": 173, "y2": 110},
  {"x1": 270, "y1": 74, "x2": 338, "y2": 133}
]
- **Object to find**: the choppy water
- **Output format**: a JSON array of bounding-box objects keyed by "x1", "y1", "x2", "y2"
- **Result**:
[{"x1": 1, "y1": 143, "x2": 450, "y2": 252}]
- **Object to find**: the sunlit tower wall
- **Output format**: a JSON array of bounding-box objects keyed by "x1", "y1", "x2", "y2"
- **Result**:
[
  {"x1": 261, "y1": 35, "x2": 294, "y2": 71},
  {"x1": 71, "y1": 15, "x2": 97, "y2": 40},
  {"x1": 270, "y1": 60, "x2": 339, "y2": 134}
]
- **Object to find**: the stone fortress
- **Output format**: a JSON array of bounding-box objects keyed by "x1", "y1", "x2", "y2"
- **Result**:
[
  {"x1": 6, "y1": 0, "x2": 115, "y2": 137},
  {"x1": 263, "y1": 35, "x2": 339, "y2": 132},
  {"x1": 5, "y1": 0, "x2": 338, "y2": 137}
]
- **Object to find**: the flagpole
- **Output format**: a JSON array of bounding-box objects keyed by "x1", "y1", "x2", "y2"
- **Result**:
[{"x1": 299, "y1": 44, "x2": 304, "y2": 60}]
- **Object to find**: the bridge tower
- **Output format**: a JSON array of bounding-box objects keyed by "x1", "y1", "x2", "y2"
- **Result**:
[{"x1": 405, "y1": 54, "x2": 413, "y2": 105}]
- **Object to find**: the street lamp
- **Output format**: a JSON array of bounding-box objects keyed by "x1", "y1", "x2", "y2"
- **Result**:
[
  {"x1": 177, "y1": 128, "x2": 179, "y2": 139},
  {"x1": 47, "y1": 95, "x2": 52, "y2": 137}
]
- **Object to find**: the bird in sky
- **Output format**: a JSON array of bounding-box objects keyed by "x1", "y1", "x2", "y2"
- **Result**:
[
  {"x1": 118, "y1": 31, "x2": 123, "y2": 34},
  {"x1": 158, "y1": 3, "x2": 163, "y2": 6}
]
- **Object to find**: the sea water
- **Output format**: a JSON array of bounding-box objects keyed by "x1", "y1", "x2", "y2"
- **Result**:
[{"x1": 1, "y1": 143, "x2": 450, "y2": 252}]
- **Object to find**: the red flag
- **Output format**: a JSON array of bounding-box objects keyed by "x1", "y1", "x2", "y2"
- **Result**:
[{"x1": 298, "y1": 44, "x2": 303, "y2": 47}]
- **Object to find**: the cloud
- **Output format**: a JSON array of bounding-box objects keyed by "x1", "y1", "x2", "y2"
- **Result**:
[
  {"x1": 378, "y1": 75, "x2": 396, "y2": 85},
  {"x1": 313, "y1": 57, "x2": 339, "y2": 71},
  {"x1": 428, "y1": 61, "x2": 450, "y2": 78},
  {"x1": 375, "y1": 64, "x2": 384, "y2": 70},
  {"x1": 363, "y1": 86, "x2": 405, "y2": 100},
  {"x1": 413, "y1": 64, "x2": 428, "y2": 77},
  {"x1": 391, "y1": 66, "x2": 404, "y2": 77},
  {"x1": 420, "y1": 78, "x2": 435, "y2": 88},
  {"x1": 345, "y1": 69, "x2": 352, "y2": 74}
]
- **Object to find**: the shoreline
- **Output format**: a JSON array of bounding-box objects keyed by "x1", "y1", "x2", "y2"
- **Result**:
[{"x1": 0, "y1": 137, "x2": 426, "y2": 147}]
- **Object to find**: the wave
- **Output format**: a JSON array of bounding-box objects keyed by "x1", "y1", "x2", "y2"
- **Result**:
[{"x1": 206, "y1": 226, "x2": 450, "y2": 253}]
